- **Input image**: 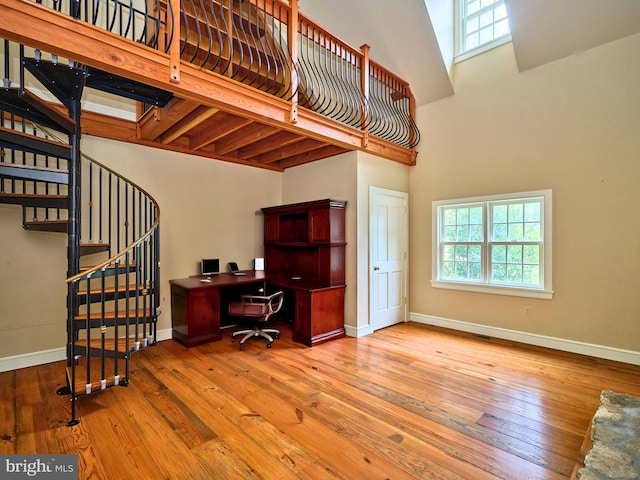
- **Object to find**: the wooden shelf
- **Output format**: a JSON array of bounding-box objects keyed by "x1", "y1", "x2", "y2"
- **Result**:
[{"x1": 262, "y1": 199, "x2": 347, "y2": 346}]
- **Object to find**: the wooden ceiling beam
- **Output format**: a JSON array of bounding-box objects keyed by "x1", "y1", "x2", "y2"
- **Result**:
[
  {"x1": 236, "y1": 131, "x2": 303, "y2": 159},
  {"x1": 253, "y1": 138, "x2": 326, "y2": 165},
  {"x1": 158, "y1": 106, "x2": 220, "y2": 144},
  {"x1": 189, "y1": 113, "x2": 254, "y2": 151},
  {"x1": 212, "y1": 124, "x2": 280, "y2": 156},
  {"x1": 274, "y1": 145, "x2": 349, "y2": 169},
  {"x1": 138, "y1": 98, "x2": 201, "y2": 141}
]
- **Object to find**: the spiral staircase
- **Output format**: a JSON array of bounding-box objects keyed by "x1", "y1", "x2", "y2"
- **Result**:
[{"x1": 0, "y1": 44, "x2": 165, "y2": 425}]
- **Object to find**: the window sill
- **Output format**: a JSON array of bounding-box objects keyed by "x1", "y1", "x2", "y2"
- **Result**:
[
  {"x1": 431, "y1": 280, "x2": 554, "y2": 300},
  {"x1": 454, "y1": 35, "x2": 512, "y2": 64}
]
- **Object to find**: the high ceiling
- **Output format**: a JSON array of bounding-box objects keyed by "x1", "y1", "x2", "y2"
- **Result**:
[{"x1": 299, "y1": 0, "x2": 640, "y2": 107}]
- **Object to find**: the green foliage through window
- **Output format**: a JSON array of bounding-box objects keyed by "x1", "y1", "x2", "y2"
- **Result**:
[{"x1": 436, "y1": 192, "x2": 549, "y2": 292}]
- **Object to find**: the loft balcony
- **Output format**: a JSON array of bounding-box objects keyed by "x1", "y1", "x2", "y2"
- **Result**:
[{"x1": 0, "y1": 0, "x2": 419, "y2": 170}]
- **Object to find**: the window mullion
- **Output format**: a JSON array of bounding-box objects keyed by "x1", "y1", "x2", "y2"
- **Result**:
[{"x1": 484, "y1": 202, "x2": 490, "y2": 285}]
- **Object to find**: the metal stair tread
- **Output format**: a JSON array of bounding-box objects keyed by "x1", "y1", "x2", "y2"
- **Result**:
[
  {"x1": 79, "y1": 243, "x2": 110, "y2": 256},
  {"x1": 23, "y1": 219, "x2": 68, "y2": 232},
  {"x1": 74, "y1": 308, "x2": 153, "y2": 321},
  {"x1": 72, "y1": 336, "x2": 153, "y2": 360},
  {"x1": 77, "y1": 284, "x2": 148, "y2": 296},
  {"x1": 0, "y1": 192, "x2": 67, "y2": 208},
  {"x1": 0, "y1": 158, "x2": 69, "y2": 184},
  {"x1": 0, "y1": 125, "x2": 72, "y2": 161}
]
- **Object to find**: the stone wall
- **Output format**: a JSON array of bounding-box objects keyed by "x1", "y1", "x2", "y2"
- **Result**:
[{"x1": 578, "y1": 390, "x2": 640, "y2": 480}]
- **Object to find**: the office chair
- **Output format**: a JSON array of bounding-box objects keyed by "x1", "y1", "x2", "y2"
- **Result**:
[{"x1": 228, "y1": 291, "x2": 284, "y2": 350}]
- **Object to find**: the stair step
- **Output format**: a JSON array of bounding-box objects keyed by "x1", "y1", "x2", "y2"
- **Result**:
[
  {"x1": 65, "y1": 355, "x2": 129, "y2": 397},
  {"x1": 0, "y1": 192, "x2": 67, "y2": 208},
  {"x1": 22, "y1": 57, "x2": 86, "y2": 110},
  {"x1": 85, "y1": 67, "x2": 173, "y2": 106},
  {"x1": 0, "y1": 160, "x2": 68, "y2": 185},
  {"x1": 0, "y1": 88, "x2": 75, "y2": 133},
  {"x1": 76, "y1": 284, "x2": 149, "y2": 305},
  {"x1": 72, "y1": 335, "x2": 155, "y2": 359},
  {"x1": 79, "y1": 243, "x2": 110, "y2": 256},
  {"x1": 79, "y1": 262, "x2": 137, "y2": 278},
  {"x1": 23, "y1": 219, "x2": 67, "y2": 232},
  {"x1": 74, "y1": 308, "x2": 154, "y2": 329},
  {"x1": 0, "y1": 126, "x2": 72, "y2": 160}
]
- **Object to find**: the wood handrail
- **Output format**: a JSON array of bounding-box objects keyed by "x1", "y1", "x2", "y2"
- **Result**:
[{"x1": 34, "y1": 124, "x2": 161, "y2": 285}]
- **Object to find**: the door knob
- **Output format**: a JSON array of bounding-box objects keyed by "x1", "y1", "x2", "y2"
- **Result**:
[{"x1": 373, "y1": 266, "x2": 380, "y2": 271}]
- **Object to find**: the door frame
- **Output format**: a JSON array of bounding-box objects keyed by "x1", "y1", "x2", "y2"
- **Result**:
[{"x1": 369, "y1": 186, "x2": 409, "y2": 330}]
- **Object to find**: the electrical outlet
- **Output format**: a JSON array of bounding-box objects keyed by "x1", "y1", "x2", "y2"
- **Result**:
[{"x1": 524, "y1": 306, "x2": 532, "y2": 318}]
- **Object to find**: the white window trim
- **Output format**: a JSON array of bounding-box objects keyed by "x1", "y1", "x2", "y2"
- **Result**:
[
  {"x1": 454, "y1": 34, "x2": 512, "y2": 63},
  {"x1": 431, "y1": 190, "x2": 554, "y2": 300},
  {"x1": 454, "y1": 0, "x2": 512, "y2": 63}
]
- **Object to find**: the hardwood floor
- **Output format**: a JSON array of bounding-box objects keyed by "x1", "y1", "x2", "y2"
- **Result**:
[{"x1": 2, "y1": 322, "x2": 640, "y2": 479}]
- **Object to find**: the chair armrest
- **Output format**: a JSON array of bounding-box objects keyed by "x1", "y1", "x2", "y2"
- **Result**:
[{"x1": 240, "y1": 295, "x2": 269, "y2": 303}]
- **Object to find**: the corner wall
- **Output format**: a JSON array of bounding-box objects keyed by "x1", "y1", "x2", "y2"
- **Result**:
[
  {"x1": 409, "y1": 34, "x2": 640, "y2": 359},
  {"x1": 281, "y1": 152, "x2": 358, "y2": 329},
  {"x1": 355, "y1": 152, "x2": 410, "y2": 336}
]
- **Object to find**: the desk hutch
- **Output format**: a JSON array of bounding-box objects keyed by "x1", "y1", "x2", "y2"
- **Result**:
[{"x1": 170, "y1": 199, "x2": 347, "y2": 347}]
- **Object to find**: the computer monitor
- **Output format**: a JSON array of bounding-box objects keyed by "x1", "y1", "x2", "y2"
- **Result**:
[{"x1": 201, "y1": 258, "x2": 220, "y2": 276}]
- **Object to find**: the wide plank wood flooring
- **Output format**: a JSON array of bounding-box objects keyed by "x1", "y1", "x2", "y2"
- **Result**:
[{"x1": 2, "y1": 322, "x2": 640, "y2": 479}]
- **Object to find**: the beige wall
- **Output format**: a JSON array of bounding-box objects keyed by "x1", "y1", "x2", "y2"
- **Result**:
[
  {"x1": 0, "y1": 137, "x2": 282, "y2": 361},
  {"x1": 280, "y1": 151, "x2": 411, "y2": 334},
  {"x1": 355, "y1": 152, "x2": 410, "y2": 335},
  {"x1": 281, "y1": 152, "x2": 358, "y2": 327},
  {"x1": 82, "y1": 138, "x2": 283, "y2": 335},
  {"x1": 0, "y1": 209, "x2": 68, "y2": 357},
  {"x1": 410, "y1": 34, "x2": 640, "y2": 353}
]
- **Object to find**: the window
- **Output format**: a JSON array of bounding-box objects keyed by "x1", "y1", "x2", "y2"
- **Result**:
[
  {"x1": 456, "y1": 0, "x2": 511, "y2": 61},
  {"x1": 432, "y1": 190, "x2": 553, "y2": 299}
]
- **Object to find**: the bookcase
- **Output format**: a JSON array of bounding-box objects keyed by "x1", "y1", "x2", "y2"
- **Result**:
[
  {"x1": 262, "y1": 199, "x2": 347, "y2": 346},
  {"x1": 263, "y1": 199, "x2": 346, "y2": 284}
]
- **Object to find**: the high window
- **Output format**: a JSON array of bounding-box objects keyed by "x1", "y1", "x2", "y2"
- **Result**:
[
  {"x1": 456, "y1": 0, "x2": 511, "y2": 60},
  {"x1": 432, "y1": 190, "x2": 553, "y2": 299}
]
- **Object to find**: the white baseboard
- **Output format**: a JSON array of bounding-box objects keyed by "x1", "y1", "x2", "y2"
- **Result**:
[
  {"x1": 409, "y1": 312, "x2": 640, "y2": 366},
  {"x1": 344, "y1": 323, "x2": 374, "y2": 338},
  {"x1": 0, "y1": 328, "x2": 174, "y2": 373},
  {"x1": 156, "y1": 328, "x2": 173, "y2": 343}
]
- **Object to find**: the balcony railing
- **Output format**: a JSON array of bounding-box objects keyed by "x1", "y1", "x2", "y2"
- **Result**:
[{"x1": 27, "y1": 0, "x2": 419, "y2": 149}]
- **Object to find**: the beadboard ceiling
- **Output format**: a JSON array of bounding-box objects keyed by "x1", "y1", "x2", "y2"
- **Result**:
[{"x1": 299, "y1": 0, "x2": 640, "y2": 107}]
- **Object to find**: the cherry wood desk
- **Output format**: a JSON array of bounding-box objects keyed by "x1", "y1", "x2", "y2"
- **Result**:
[
  {"x1": 169, "y1": 271, "x2": 345, "y2": 348},
  {"x1": 169, "y1": 271, "x2": 266, "y2": 347}
]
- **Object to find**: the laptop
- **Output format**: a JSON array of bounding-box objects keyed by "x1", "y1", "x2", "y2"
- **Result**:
[{"x1": 228, "y1": 262, "x2": 246, "y2": 276}]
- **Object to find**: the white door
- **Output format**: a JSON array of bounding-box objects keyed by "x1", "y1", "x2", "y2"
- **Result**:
[{"x1": 370, "y1": 187, "x2": 408, "y2": 330}]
